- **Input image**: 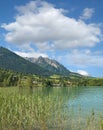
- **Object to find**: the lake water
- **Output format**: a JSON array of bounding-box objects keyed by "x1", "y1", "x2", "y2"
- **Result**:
[
  {"x1": 1, "y1": 86, "x2": 102, "y2": 130},
  {"x1": 35, "y1": 86, "x2": 103, "y2": 116},
  {"x1": 21, "y1": 86, "x2": 103, "y2": 129},
  {"x1": 67, "y1": 86, "x2": 103, "y2": 115},
  {"x1": 32, "y1": 86, "x2": 103, "y2": 130},
  {"x1": 44, "y1": 86, "x2": 103, "y2": 129}
]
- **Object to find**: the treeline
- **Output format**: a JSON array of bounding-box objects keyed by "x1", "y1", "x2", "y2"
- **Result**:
[
  {"x1": 0, "y1": 68, "x2": 23, "y2": 87},
  {"x1": 76, "y1": 77, "x2": 103, "y2": 86},
  {"x1": 0, "y1": 68, "x2": 103, "y2": 87}
]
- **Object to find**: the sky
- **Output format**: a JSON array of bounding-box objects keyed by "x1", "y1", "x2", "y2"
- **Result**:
[{"x1": 0, "y1": 0, "x2": 103, "y2": 77}]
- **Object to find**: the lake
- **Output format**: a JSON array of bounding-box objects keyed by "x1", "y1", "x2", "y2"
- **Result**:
[
  {"x1": 34, "y1": 86, "x2": 103, "y2": 129},
  {"x1": 0, "y1": 86, "x2": 103, "y2": 130},
  {"x1": 67, "y1": 86, "x2": 103, "y2": 114},
  {"x1": 38, "y1": 86, "x2": 103, "y2": 115}
]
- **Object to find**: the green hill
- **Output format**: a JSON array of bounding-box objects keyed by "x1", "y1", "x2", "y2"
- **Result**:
[{"x1": 0, "y1": 47, "x2": 52, "y2": 76}]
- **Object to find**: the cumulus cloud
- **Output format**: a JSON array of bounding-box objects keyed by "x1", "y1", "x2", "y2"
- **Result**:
[
  {"x1": 1, "y1": 1, "x2": 102, "y2": 51},
  {"x1": 57, "y1": 49, "x2": 103, "y2": 67},
  {"x1": 80, "y1": 8, "x2": 94, "y2": 20},
  {"x1": 15, "y1": 50, "x2": 48, "y2": 58},
  {"x1": 77, "y1": 70, "x2": 89, "y2": 76}
]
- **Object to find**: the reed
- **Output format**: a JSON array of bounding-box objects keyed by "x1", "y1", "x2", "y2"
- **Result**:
[
  {"x1": 0, "y1": 87, "x2": 103, "y2": 130},
  {"x1": 0, "y1": 87, "x2": 67, "y2": 130}
]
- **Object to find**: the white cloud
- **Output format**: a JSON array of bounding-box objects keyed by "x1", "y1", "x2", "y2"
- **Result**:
[
  {"x1": 15, "y1": 51, "x2": 48, "y2": 58},
  {"x1": 57, "y1": 49, "x2": 103, "y2": 67},
  {"x1": 1, "y1": 1, "x2": 102, "y2": 51},
  {"x1": 77, "y1": 70, "x2": 89, "y2": 76},
  {"x1": 80, "y1": 8, "x2": 94, "y2": 20}
]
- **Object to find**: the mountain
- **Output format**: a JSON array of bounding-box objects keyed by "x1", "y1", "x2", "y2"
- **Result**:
[
  {"x1": 26, "y1": 56, "x2": 73, "y2": 76},
  {"x1": 0, "y1": 47, "x2": 82, "y2": 77},
  {"x1": 0, "y1": 47, "x2": 52, "y2": 76}
]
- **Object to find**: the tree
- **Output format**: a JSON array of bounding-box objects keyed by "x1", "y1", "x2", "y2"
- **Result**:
[{"x1": 26, "y1": 76, "x2": 33, "y2": 89}]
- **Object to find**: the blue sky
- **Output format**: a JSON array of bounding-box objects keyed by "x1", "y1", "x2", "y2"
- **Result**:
[{"x1": 0, "y1": 0, "x2": 103, "y2": 77}]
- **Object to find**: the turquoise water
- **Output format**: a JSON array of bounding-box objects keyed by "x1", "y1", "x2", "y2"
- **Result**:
[
  {"x1": 19, "y1": 86, "x2": 103, "y2": 129},
  {"x1": 35, "y1": 86, "x2": 103, "y2": 115},
  {"x1": 39, "y1": 86, "x2": 103, "y2": 129},
  {"x1": 67, "y1": 86, "x2": 103, "y2": 115},
  {"x1": 0, "y1": 86, "x2": 102, "y2": 130}
]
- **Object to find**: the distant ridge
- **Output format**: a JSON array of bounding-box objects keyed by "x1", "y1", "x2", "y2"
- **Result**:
[
  {"x1": 25, "y1": 56, "x2": 71, "y2": 76},
  {"x1": 25, "y1": 56, "x2": 82, "y2": 77}
]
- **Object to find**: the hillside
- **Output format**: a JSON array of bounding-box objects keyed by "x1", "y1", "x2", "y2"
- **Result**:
[
  {"x1": 0, "y1": 47, "x2": 52, "y2": 76},
  {"x1": 26, "y1": 56, "x2": 71, "y2": 76},
  {"x1": 25, "y1": 56, "x2": 81, "y2": 77},
  {"x1": 0, "y1": 47, "x2": 83, "y2": 77}
]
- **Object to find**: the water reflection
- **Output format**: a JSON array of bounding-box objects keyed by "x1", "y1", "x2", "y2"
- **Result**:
[
  {"x1": 20, "y1": 86, "x2": 103, "y2": 116},
  {"x1": 38, "y1": 86, "x2": 103, "y2": 115},
  {"x1": 18, "y1": 86, "x2": 103, "y2": 129}
]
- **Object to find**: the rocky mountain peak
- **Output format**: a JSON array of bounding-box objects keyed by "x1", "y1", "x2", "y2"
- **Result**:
[{"x1": 26, "y1": 56, "x2": 71, "y2": 76}]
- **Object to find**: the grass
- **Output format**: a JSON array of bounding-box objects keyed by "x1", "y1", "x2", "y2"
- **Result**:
[
  {"x1": 0, "y1": 87, "x2": 67, "y2": 130},
  {"x1": 0, "y1": 87, "x2": 103, "y2": 130}
]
